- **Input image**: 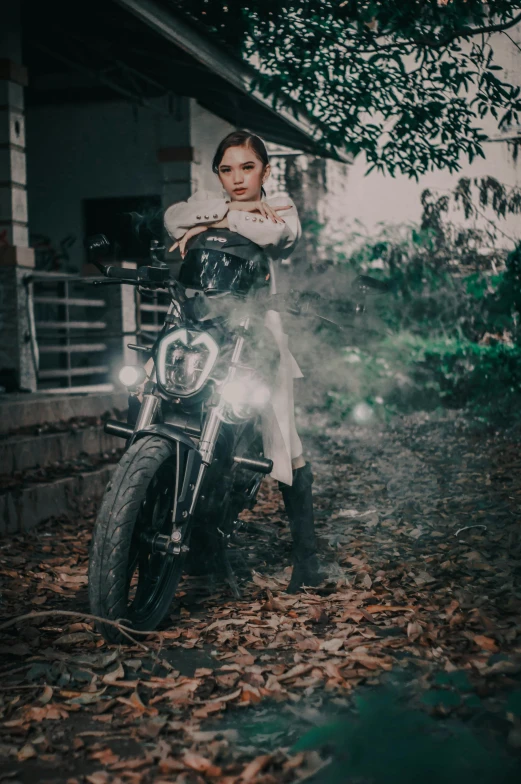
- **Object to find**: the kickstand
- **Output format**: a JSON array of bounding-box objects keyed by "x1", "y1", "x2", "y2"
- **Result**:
[{"x1": 219, "y1": 541, "x2": 242, "y2": 600}]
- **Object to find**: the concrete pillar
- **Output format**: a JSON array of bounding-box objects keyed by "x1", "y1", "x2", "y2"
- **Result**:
[
  {"x1": 0, "y1": 1, "x2": 36, "y2": 392},
  {"x1": 284, "y1": 155, "x2": 328, "y2": 266},
  {"x1": 0, "y1": 73, "x2": 28, "y2": 248},
  {"x1": 156, "y1": 98, "x2": 192, "y2": 273},
  {"x1": 157, "y1": 98, "x2": 192, "y2": 209}
]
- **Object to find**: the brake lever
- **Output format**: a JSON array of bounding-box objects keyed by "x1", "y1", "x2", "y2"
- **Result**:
[{"x1": 90, "y1": 278, "x2": 133, "y2": 286}]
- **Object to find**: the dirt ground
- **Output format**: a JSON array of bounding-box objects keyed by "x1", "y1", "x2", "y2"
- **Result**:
[{"x1": 1, "y1": 409, "x2": 521, "y2": 783}]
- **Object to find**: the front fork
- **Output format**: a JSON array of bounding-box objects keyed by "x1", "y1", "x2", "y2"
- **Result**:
[
  {"x1": 190, "y1": 316, "x2": 250, "y2": 515},
  {"x1": 138, "y1": 318, "x2": 250, "y2": 553},
  {"x1": 134, "y1": 393, "x2": 159, "y2": 431}
]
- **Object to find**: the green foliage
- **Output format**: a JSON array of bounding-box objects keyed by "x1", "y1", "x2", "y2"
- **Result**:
[
  {"x1": 171, "y1": 1, "x2": 521, "y2": 176},
  {"x1": 506, "y1": 690, "x2": 521, "y2": 718},
  {"x1": 291, "y1": 686, "x2": 518, "y2": 783},
  {"x1": 434, "y1": 670, "x2": 473, "y2": 691},
  {"x1": 303, "y1": 179, "x2": 521, "y2": 422},
  {"x1": 323, "y1": 334, "x2": 521, "y2": 422}
]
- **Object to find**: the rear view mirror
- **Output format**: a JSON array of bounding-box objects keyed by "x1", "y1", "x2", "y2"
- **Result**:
[{"x1": 354, "y1": 275, "x2": 392, "y2": 294}]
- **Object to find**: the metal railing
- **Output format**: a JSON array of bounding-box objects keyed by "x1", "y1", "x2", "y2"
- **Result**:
[
  {"x1": 137, "y1": 289, "x2": 170, "y2": 336},
  {"x1": 28, "y1": 265, "x2": 171, "y2": 394},
  {"x1": 31, "y1": 271, "x2": 113, "y2": 393}
]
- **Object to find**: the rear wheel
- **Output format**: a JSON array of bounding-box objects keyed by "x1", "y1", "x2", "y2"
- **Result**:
[{"x1": 88, "y1": 435, "x2": 186, "y2": 643}]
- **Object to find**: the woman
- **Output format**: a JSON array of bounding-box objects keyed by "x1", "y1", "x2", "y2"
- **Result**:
[{"x1": 163, "y1": 130, "x2": 324, "y2": 593}]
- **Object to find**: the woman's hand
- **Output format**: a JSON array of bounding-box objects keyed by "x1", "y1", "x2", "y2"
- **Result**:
[
  {"x1": 169, "y1": 224, "x2": 208, "y2": 258},
  {"x1": 168, "y1": 199, "x2": 292, "y2": 258},
  {"x1": 169, "y1": 217, "x2": 232, "y2": 258},
  {"x1": 228, "y1": 200, "x2": 291, "y2": 223}
]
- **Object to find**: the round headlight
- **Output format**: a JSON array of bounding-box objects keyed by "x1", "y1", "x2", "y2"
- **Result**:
[
  {"x1": 119, "y1": 365, "x2": 146, "y2": 387},
  {"x1": 156, "y1": 328, "x2": 219, "y2": 396}
]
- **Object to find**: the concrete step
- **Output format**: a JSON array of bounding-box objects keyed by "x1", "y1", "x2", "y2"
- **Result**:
[
  {"x1": 0, "y1": 391, "x2": 129, "y2": 534},
  {"x1": 0, "y1": 463, "x2": 117, "y2": 535},
  {"x1": 0, "y1": 425, "x2": 123, "y2": 474},
  {"x1": 0, "y1": 391, "x2": 128, "y2": 435}
]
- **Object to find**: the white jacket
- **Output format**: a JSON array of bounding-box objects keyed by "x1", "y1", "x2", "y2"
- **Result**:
[{"x1": 164, "y1": 190, "x2": 304, "y2": 486}]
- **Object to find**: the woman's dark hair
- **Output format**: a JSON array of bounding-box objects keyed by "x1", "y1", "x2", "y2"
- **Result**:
[{"x1": 212, "y1": 130, "x2": 269, "y2": 196}]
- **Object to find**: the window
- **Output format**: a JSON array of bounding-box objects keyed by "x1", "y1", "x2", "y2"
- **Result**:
[{"x1": 83, "y1": 195, "x2": 163, "y2": 262}]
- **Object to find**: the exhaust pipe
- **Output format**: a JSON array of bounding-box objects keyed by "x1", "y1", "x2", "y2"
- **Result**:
[
  {"x1": 104, "y1": 420, "x2": 133, "y2": 439},
  {"x1": 233, "y1": 455, "x2": 273, "y2": 474}
]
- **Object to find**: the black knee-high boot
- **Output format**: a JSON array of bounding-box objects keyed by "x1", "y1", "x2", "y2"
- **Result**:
[{"x1": 279, "y1": 462, "x2": 324, "y2": 593}]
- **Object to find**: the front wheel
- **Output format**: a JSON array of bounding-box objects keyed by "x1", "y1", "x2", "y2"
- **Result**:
[{"x1": 88, "y1": 435, "x2": 185, "y2": 643}]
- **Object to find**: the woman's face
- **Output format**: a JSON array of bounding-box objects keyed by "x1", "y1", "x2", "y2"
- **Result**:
[{"x1": 217, "y1": 144, "x2": 270, "y2": 201}]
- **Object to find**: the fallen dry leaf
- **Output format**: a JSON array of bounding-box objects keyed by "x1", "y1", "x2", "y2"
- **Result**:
[
  {"x1": 86, "y1": 774, "x2": 110, "y2": 784},
  {"x1": 109, "y1": 756, "x2": 151, "y2": 771},
  {"x1": 365, "y1": 605, "x2": 414, "y2": 613},
  {"x1": 193, "y1": 701, "x2": 225, "y2": 719},
  {"x1": 320, "y1": 638, "x2": 344, "y2": 652},
  {"x1": 17, "y1": 743, "x2": 37, "y2": 761},
  {"x1": 158, "y1": 758, "x2": 186, "y2": 774},
  {"x1": 407, "y1": 621, "x2": 423, "y2": 642},
  {"x1": 473, "y1": 634, "x2": 499, "y2": 653},
  {"x1": 277, "y1": 664, "x2": 313, "y2": 682},
  {"x1": 102, "y1": 662, "x2": 125, "y2": 684},
  {"x1": 183, "y1": 752, "x2": 222, "y2": 777},
  {"x1": 90, "y1": 748, "x2": 120, "y2": 766},
  {"x1": 27, "y1": 704, "x2": 69, "y2": 721},
  {"x1": 38, "y1": 685, "x2": 54, "y2": 705},
  {"x1": 54, "y1": 631, "x2": 94, "y2": 646},
  {"x1": 240, "y1": 754, "x2": 272, "y2": 782}
]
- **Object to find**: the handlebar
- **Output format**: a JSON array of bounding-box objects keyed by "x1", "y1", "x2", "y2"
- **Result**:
[
  {"x1": 85, "y1": 234, "x2": 173, "y2": 287},
  {"x1": 91, "y1": 265, "x2": 173, "y2": 288},
  {"x1": 105, "y1": 265, "x2": 139, "y2": 280},
  {"x1": 84, "y1": 234, "x2": 391, "y2": 334}
]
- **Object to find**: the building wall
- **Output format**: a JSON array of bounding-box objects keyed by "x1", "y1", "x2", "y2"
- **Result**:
[
  {"x1": 25, "y1": 97, "x2": 237, "y2": 272},
  {"x1": 26, "y1": 99, "x2": 191, "y2": 272},
  {"x1": 266, "y1": 149, "x2": 351, "y2": 265},
  {"x1": 189, "y1": 100, "x2": 235, "y2": 194}
]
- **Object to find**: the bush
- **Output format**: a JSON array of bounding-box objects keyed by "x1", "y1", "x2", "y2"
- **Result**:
[{"x1": 297, "y1": 178, "x2": 521, "y2": 422}]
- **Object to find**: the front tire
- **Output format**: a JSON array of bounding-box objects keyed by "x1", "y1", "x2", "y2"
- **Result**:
[{"x1": 88, "y1": 435, "x2": 185, "y2": 643}]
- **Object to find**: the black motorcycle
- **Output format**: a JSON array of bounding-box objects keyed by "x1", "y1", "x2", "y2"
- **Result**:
[{"x1": 86, "y1": 231, "x2": 387, "y2": 643}]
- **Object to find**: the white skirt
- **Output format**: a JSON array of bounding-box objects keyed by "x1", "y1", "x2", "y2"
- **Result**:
[{"x1": 260, "y1": 271, "x2": 304, "y2": 487}]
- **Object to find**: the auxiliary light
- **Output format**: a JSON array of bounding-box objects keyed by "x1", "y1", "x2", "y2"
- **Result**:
[{"x1": 119, "y1": 365, "x2": 146, "y2": 387}]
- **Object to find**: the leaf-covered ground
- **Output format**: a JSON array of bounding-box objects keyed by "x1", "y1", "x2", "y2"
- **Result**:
[{"x1": 1, "y1": 409, "x2": 521, "y2": 783}]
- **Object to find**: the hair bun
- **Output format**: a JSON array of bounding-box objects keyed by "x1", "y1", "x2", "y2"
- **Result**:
[{"x1": 212, "y1": 130, "x2": 269, "y2": 173}]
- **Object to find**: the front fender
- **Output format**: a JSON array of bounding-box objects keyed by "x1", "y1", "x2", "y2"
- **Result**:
[
  {"x1": 130, "y1": 424, "x2": 202, "y2": 524},
  {"x1": 129, "y1": 423, "x2": 197, "y2": 451}
]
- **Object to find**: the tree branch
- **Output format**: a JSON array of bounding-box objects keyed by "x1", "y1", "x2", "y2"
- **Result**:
[
  {"x1": 276, "y1": 10, "x2": 521, "y2": 55},
  {"x1": 390, "y1": 10, "x2": 521, "y2": 49},
  {"x1": 0, "y1": 609, "x2": 175, "y2": 671}
]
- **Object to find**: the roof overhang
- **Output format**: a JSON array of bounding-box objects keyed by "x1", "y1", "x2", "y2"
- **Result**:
[
  {"x1": 114, "y1": 0, "x2": 351, "y2": 163},
  {"x1": 23, "y1": 0, "x2": 350, "y2": 161}
]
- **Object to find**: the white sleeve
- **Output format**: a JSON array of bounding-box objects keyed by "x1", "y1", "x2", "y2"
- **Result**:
[
  {"x1": 164, "y1": 190, "x2": 229, "y2": 241},
  {"x1": 227, "y1": 195, "x2": 301, "y2": 256}
]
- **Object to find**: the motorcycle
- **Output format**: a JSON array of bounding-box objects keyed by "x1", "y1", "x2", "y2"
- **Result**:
[{"x1": 85, "y1": 231, "x2": 387, "y2": 643}]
